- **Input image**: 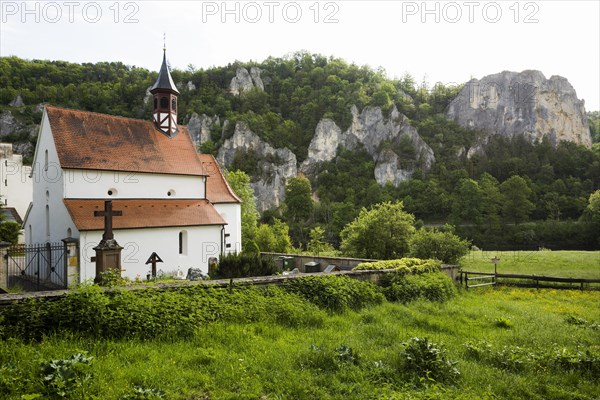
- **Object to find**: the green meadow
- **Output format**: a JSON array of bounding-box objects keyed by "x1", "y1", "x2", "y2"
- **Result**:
[{"x1": 1, "y1": 278, "x2": 598, "y2": 399}]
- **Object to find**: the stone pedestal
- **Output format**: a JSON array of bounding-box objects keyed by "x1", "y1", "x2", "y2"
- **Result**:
[
  {"x1": 0, "y1": 241, "x2": 11, "y2": 292},
  {"x1": 61, "y1": 238, "x2": 79, "y2": 287},
  {"x1": 93, "y1": 239, "x2": 123, "y2": 282}
]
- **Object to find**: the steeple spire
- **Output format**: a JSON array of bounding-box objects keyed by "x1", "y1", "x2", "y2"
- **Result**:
[{"x1": 150, "y1": 46, "x2": 179, "y2": 136}]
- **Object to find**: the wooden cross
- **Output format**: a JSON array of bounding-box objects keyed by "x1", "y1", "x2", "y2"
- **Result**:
[
  {"x1": 145, "y1": 252, "x2": 163, "y2": 279},
  {"x1": 94, "y1": 200, "x2": 122, "y2": 241}
]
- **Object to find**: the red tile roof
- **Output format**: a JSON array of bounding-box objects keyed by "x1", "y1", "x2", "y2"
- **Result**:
[
  {"x1": 64, "y1": 199, "x2": 226, "y2": 231},
  {"x1": 198, "y1": 154, "x2": 241, "y2": 204},
  {"x1": 46, "y1": 106, "x2": 204, "y2": 176}
]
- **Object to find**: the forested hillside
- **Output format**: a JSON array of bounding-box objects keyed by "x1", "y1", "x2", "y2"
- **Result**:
[{"x1": 1, "y1": 54, "x2": 599, "y2": 250}]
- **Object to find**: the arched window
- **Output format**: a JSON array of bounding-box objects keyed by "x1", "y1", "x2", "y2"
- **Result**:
[
  {"x1": 44, "y1": 149, "x2": 48, "y2": 171},
  {"x1": 160, "y1": 97, "x2": 169, "y2": 108},
  {"x1": 67, "y1": 228, "x2": 72, "y2": 238},
  {"x1": 28, "y1": 225, "x2": 32, "y2": 244},
  {"x1": 45, "y1": 205, "x2": 50, "y2": 237},
  {"x1": 179, "y1": 230, "x2": 188, "y2": 255}
]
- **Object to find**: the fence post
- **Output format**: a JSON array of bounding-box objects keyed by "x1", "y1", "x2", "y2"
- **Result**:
[{"x1": 0, "y1": 241, "x2": 11, "y2": 292}]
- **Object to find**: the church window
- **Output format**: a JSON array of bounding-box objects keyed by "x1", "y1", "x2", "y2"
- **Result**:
[
  {"x1": 67, "y1": 228, "x2": 72, "y2": 238},
  {"x1": 45, "y1": 205, "x2": 50, "y2": 237},
  {"x1": 178, "y1": 231, "x2": 188, "y2": 255},
  {"x1": 46, "y1": 190, "x2": 49, "y2": 202},
  {"x1": 28, "y1": 225, "x2": 32, "y2": 243},
  {"x1": 160, "y1": 97, "x2": 169, "y2": 108},
  {"x1": 44, "y1": 150, "x2": 48, "y2": 171},
  {"x1": 171, "y1": 98, "x2": 177, "y2": 111}
]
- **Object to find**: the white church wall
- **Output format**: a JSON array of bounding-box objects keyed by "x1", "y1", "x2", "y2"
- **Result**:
[
  {"x1": 63, "y1": 170, "x2": 205, "y2": 199},
  {"x1": 214, "y1": 203, "x2": 242, "y2": 253},
  {"x1": 25, "y1": 112, "x2": 77, "y2": 245},
  {"x1": 78, "y1": 225, "x2": 223, "y2": 281},
  {"x1": 0, "y1": 143, "x2": 33, "y2": 220}
]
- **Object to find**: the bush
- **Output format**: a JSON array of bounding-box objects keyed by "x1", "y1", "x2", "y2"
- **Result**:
[
  {"x1": 380, "y1": 271, "x2": 457, "y2": 303},
  {"x1": 354, "y1": 258, "x2": 441, "y2": 274},
  {"x1": 409, "y1": 227, "x2": 470, "y2": 264},
  {"x1": 282, "y1": 275, "x2": 385, "y2": 313},
  {"x1": 398, "y1": 337, "x2": 460, "y2": 386},
  {"x1": 212, "y1": 252, "x2": 280, "y2": 279}
]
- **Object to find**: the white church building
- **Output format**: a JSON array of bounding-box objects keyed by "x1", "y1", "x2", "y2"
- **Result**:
[{"x1": 23, "y1": 51, "x2": 242, "y2": 282}]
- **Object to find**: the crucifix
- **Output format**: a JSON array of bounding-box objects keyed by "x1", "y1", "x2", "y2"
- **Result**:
[
  {"x1": 94, "y1": 200, "x2": 122, "y2": 241},
  {"x1": 145, "y1": 252, "x2": 164, "y2": 280}
]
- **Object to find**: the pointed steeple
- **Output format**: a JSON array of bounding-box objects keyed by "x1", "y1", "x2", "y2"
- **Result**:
[
  {"x1": 150, "y1": 49, "x2": 179, "y2": 137},
  {"x1": 150, "y1": 50, "x2": 179, "y2": 95}
]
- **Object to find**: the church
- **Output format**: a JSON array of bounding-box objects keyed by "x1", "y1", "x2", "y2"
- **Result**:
[{"x1": 22, "y1": 50, "x2": 242, "y2": 282}]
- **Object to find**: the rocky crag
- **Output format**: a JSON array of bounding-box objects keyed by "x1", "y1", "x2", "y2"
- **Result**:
[{"x1": 447, "y1": 70, "x2": 592, "y2": 150}]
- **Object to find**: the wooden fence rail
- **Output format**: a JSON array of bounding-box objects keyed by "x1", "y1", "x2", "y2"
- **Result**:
[{"x1": 460, "y1": 270, "x2": 600, "y2": 290}]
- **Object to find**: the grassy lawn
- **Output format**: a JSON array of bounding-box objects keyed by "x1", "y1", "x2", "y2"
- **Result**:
[
  {"x1": 460, "y1": 250, "x2": 600, "y2": 279},
  {"x1": 1, "y1": 287, "x2": 599, "y2": 399}
]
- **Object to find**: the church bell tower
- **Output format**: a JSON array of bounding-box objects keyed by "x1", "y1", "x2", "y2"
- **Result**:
[{"x1": 150, "y1": 48, "x2": 179, "y2": 136}]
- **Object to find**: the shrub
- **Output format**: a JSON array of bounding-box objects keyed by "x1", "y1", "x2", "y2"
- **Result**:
[
  {"x1": 354, "y1": 258, "x2": 441, "y2": 274},
  {"x1": 398, "y1": 337, "x2": 460, "y2": 386},
  {"x1": 380, "y1": 271, "x2": 457, "y2": 303},
  {"x1": 408, "y1": 227, "x2": 470, "y2": 264},
  {"x1": 282, "y1": 275, "x2": 385, "y2": 313},
  {"x1": 212, "y1": 252, "x2": 280, "y2": 279}
]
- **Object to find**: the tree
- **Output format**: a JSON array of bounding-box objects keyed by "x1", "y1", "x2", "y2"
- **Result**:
[
  {"x1": 500, "y1": 175, "x2": 535, "y2": 225},
  {"x1": 226, "y1": 170, "x2": 259, "y2": 245},
  {"x1": 340, "y1": 201, "x2": 415, "y2": 259},
  {"x1": 254, "y1": 219, "x2": 292, "y2": 253},
  {"x1": 408, "y1": 226, "x2": 470, "y2": 264},
  {"x1": 284, "y1": 175, "x2": 314, "y2": 223},
  {"x1": 307, "y1": 226, "x2": 334, "y2": 255},
  {"x1": 450, "y1": 179, "x2": 484, "y2": 225}
]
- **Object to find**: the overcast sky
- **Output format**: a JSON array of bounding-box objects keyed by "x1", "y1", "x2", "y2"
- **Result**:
[{"x1": 1, "y1": 0, "x2": 599, "y2": 110}]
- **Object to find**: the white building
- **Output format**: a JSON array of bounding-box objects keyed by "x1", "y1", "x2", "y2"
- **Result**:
[
  {"x1": 0, "y1": 143, "x2": 33, "y2": 222},
  {"x1": 22, "y1": 51, "x2": 242, "y2": 282}
]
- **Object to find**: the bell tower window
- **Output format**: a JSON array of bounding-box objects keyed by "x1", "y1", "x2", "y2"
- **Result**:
[
  {"x1": 160, "y1": 97, "x2": 169, "y2": 109},
  {"x1": 171, "y1": 98, "x2": 177, "y2": 111},
  {"x1": 153, "y1": 98, "x2": 157, "y2": 109}
]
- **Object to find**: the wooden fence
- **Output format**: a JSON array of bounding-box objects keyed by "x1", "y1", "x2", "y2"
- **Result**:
[{"x1": 460, "y1": 270, "x2": 600, "y2": 290}]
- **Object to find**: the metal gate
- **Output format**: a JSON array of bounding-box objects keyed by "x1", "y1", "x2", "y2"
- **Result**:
[{"x1": 5, "y1": 242, "x2": 68, "y2": 291}]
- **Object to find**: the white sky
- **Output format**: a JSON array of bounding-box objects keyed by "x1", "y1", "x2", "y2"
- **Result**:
[{"x1": 1, "y1": 0, "x2": 599, "y2": 110}]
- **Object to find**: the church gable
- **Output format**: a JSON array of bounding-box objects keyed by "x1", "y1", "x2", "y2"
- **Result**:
[
  {"x1": 45, "y1": 106, "x2": 204, "y2": 176},
  {"x1": 198, "y1": 154, "x2": 242, "y2": 204}
]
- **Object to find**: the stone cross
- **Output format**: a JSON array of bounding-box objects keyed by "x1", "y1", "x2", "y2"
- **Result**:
[{"x1": 94, "y1": 200, "x2": 122, "y2": 241}]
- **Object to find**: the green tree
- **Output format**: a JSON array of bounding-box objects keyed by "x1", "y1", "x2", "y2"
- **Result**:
[
  {"x1": 284, "y1": 175, "x2": 314, "y2": 223},
  {"x1": 340, "y1": 201, "x2": 415, "y2": 259},
  {"x1": 307, "y1": 226, "x2": 334, "y2": 255},
  {"x1": 254, "y1": 219, "x2": 292, "y2": 253},
  {"x1": 450, "y1": 179, "x2": 484, "y2": 225},
  {"x1": 500, "y1": 175, "x2": 535, "y2": 225},
  {"x1": 226, "y1": 170, "x2": 259, "y2": 245},
  {"x1": 408, "y1": 226, "x2": 470, "y2": 264}
]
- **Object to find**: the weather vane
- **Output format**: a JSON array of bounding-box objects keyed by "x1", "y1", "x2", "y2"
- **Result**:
[{"x1": 163, "y1": 33, "x2": 166, "y2": 51}]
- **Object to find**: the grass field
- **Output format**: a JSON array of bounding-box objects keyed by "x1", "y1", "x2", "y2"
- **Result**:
[
  {"x1": 460, "y1": 250, "x2": 600, "y2": 279},
  {"x1": 1, "y1": 287, "x2": 599, "y2": 399}
]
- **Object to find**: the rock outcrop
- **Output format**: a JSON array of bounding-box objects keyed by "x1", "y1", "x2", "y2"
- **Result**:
[
  {"x1": 446, "y1": 70, "x2": 592, "y2": 148},
  {"x1": 301, "y1": 105, "x2": 435, "y2": 186},
  {"x1": 229, "y1": 67, "x2": 265, "y2": 95},
  {"x1": 9, "y1": 95, "x2": 24, "y2": 107},
  {"x1": 217, "y1": 122, "x2": 297, "y2": 211},
  {"x1": 186, "y1": 113, "x2": 220, "y2": 146}
]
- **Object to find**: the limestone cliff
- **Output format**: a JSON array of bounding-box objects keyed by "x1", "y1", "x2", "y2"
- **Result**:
[
  {"x1": 186, "y1": 113, "x2": 220, "y2": 145},
  {"x1": 229, "y1": 67, "x2": 265, "y2": 95},
  {"x1": 446, "y1": 70, "x2": 592, "y2": 148},
  {"x1": 217, "y1": 122, "x2": 297, "y2": 211},
  {"x1": 301, "y1": 105, "x2": 435, "y2": 186}
]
